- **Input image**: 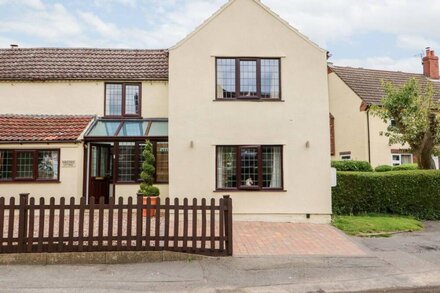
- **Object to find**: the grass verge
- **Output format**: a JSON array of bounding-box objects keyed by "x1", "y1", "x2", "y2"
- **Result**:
[{"x1": 332, "y1": 214, "x2": 423, "y2": 237}]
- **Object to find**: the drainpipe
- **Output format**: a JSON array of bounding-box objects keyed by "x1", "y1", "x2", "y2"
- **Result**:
[{"x1": 367, "y1": 110, "x2": 371, "y2": 164}]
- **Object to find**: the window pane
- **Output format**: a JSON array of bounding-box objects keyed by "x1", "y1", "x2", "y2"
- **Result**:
[
  {"x1": 217, "y1": 146, "x2": 237, "y2": 188},
  {"x1": 148, "y1": 121, "x2": 168, "y2": 137},
  {"x1": 105, "y1": 84, "x2": 122, "y2": 116},
  {"x1": 99, "y1": 148, "x2": 109, "y2": 177},
  {"x1": 138, "y1": 143, "x2": 146, "y2": 179},
  {"x1": 88, "y1": 121, "x2": 121, "y2": 136},
  {"x1": 38, "y1": 151, "x2": 59, "y2": 180},
  {"x1": 16, "y1": 152, "x2": 34, "y2": 179},
  {"x1": 240, "y1": 147, "x2": 259, "y2": 187},
  {"x1": 118, "y1": 121, "x2": 148, "y2": 137},
  {"x1": 0, "y1": 150, "x2": 12, "y2": 180},
  {"x1": 118, "y1": 142, "x2": 136, "y2": 182},
  {"x1": 261, "y1": 59, "x2": 280, "y2": 99},
  {"x1": 91, "y1": 146, "x2": 98, "y2": 177},
  {"x1": 156, "y1": 142, "x2": 169, "y2": 183},
  {"x1": 262, "y1": 146, "x2": 282, "y2": 188},
  {"x1": 240, "y1": 60, "x2": 257, "y2": 97},
  {"x1": 216, "y1": 59, "x2": 236, "y2": 99},
  {"x1": 401, "y1": 154, "x2": 412, "y2": 164},
  {"x1": 125, "y1": 85, "x2": 140, "y2": 115}
]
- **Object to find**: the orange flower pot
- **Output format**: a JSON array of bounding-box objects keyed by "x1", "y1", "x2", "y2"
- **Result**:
[{"x1": 142, "y1": 196, "x2": 157, "y2": 217}]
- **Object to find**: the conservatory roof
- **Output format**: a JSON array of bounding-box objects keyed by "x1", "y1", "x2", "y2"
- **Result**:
[{"x1": 85, "y1": 118, "x2": 168, "y2": 140}]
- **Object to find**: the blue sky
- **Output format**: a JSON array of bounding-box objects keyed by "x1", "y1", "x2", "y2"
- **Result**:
[{"x1": 1, "y1": 0, "x2": 439, "y2": 73}]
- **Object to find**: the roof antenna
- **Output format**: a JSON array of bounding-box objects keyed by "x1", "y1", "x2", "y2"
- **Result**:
[{"x1": 10, "y1": 44, "x2": 18, "y2": 49}]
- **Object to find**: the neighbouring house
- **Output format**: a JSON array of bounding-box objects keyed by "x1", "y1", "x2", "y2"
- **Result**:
[
  {"x1": 0, "y1": 0, "x2": 332, "y2": 223},
  {"x1": 328, "y1": 48, "x2": 440, "y2": 167}
]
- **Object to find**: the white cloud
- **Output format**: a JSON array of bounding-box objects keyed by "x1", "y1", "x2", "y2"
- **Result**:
[
  {"x1": 333, "y1": 56, "x2": 422, "y2": 73},
  {"x1": 93, "y1": 0, "x2": 137, "y2": 8},
  {"x1": 262, "y1": 0, "x2": 440, "y2": 49},
  {"x1": 397, "y1": 35, "x2": 440, "y2": 52},
  {"x1": 20, "y1": 0, "x2": 45, "y2": 10},
  {"x1": 1, "y1": 0, "x2": 440, "y2": 72},
  {"x1": 0, "y1": 3, "x2": 81, "y2": 42},
  {"x1": 77, "y1": 11, "x2": 118, "y2": 37}
]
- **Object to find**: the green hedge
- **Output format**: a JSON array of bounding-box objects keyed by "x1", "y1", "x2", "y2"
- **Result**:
[
  {"x1": 375, "y1": 165, "x2": 393, "y2": 172},
  {"x1": 331, "y1": 160, "x2": 373, "y2": 172},
  {"x1": 332, "y1": 170, "x2": 440, "y2": 219},
  {"x1": 392, "y1": 163, "x2": 419, "y2": 171},
  {"x1": 375, "y1": 164, "x2": 419, "y2": 172}
]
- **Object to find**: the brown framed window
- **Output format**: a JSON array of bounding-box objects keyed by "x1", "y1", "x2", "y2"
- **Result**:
[
  {"x1": 115, "y1": 141, "x2": 169, "y2": 184},
  {"x1": 0, "y1": 150, "x2": 12, "y2": 180},
  {"x1": 105, "y1": 83, "x2": 141, "y2": 117},
  {"x1": 216, "y1": 145, "x2": 283, "y2": 190},
  {"x1": 0, "y1": 149, "x2": 60, "y2": 182},
  {"x1": 216, "y1": 58, "x2": 281, "y2": 100},
  {"x1": 155, "y1": 142, "x2": 169, "y2": 183},
  {"x1": 117, "y1": 142, "x2": 136, "y2": 182}
]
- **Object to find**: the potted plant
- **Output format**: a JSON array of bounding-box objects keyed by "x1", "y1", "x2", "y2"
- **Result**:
[{"x1": 138, "y1": 140, "x2": 160, "y2": 217}]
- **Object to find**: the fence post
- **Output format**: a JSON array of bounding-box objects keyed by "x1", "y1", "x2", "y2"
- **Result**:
[
  {"x1": 18, "y1": 193, "x2": 29, "y2": 252},
  {"x1": 223, "y1": 195, "x2": 233, "y2": 256}
]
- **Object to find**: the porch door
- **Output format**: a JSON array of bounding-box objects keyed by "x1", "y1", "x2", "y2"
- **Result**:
[{"x1": 89, "y1": 144, "x2": 112, "y2": 203}]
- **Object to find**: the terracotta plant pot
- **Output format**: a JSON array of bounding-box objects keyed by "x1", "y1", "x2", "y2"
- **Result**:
[{"x1": 142, "y1": 196, "x2": 157, "y2": 217}]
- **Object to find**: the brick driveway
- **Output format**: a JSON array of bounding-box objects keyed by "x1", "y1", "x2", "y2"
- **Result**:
[{"x1": 234, "y1": 222, "x2": 366, "y2": 257}]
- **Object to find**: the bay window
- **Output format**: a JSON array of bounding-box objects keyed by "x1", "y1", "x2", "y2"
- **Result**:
[
  {"x1": 216, "y1": 145, "x2": 283, "y2": 190},
  {"x1": 216, "y1": 58, "x2": 280, "y2": 100},
  {"x1": 105, "y1": 83, "x2": 141, "y2": 117},
  {"x1": 0, "y1": 149, "x2": 60, "y2": 182}
]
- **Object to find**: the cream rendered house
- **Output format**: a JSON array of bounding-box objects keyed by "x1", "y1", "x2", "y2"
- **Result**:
[
  {"x1": 0, "y1": 0, "x2": 332, "y2": 223},
  {"x1": 329, "y1": 48, "x2": 440, "y2": 167}
]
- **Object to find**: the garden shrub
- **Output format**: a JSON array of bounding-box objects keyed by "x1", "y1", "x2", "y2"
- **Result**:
[
  {"x1": 331, "y1": 160, "x2": 373, "y2": 172},
  {"x1": 375, "y1": 165, "x2": 393, "y2": 172},
  {"x1": 392, "y1": 163, "x2": 419, "y2": 171},
  {"x1": 332, "y1": 170, "x2": 440, "y2": 220}
]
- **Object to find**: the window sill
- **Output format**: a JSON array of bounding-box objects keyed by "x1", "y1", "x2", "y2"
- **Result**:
[
  {"x1": 213, "y1": 99, "x2": 284, "y2": 102},
  {"x1": 213, "y1": 189, "x2": 286, "y2": 193}
]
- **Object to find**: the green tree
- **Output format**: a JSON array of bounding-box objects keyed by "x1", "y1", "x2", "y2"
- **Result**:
[
  {"x1": 138, "y1": 140, "x2": 160, "y2": 196},
  {"x1": 371, "y1": 78, "x2": 439, "y2": 169}
]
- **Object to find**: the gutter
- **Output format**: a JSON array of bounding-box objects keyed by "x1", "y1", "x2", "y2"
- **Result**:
[
  {"x1": 367, "y1": 110, "x2": 371, "y2": 164},
  {"x1": 0, "y1": 140, "x2": 81, "y2": 145}
]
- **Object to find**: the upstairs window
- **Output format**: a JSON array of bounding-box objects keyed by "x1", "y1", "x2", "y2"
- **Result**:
[
  {"x1": 105, "y1": 83, "x2": 141, "y2": 117},
  {"x1": 216, "y1": 58, "x2": 280, "y2": 100}
]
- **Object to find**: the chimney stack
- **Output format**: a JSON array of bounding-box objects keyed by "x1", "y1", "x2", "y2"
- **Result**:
[
  {"x1": 10, "y1": 44, "x2": 18, "y2": 49},
  {"x1": 422, "y1": 47, "x2": 439, "y2": 79}
]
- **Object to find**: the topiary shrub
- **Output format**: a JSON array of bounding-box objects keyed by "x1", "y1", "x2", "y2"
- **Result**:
[
  {"x1": 138, "y1": 140, "x2": 160, "y2": 197},
  {"x1": 375, "y1": 165, "x2": 393, "y2": 172},
  {"x1": 331, "y1": 160, "x2": 373, "y2": 172},
  {"x1": 332, "y1": 170, "x2": 440, "y2": 219},
  {"x1": 392, "y1": 163, "x2": 419, "y2": 171}
]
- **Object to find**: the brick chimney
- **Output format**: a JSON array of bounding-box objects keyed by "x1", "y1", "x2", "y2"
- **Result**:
[{"x1": 422, "y1": 47, "x2": 439, "y2": 79}]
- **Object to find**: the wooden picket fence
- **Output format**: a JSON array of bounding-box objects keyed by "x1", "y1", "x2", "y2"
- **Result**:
[{"x1": 0, "y1": 194, "x2": 233, "y2": 256}]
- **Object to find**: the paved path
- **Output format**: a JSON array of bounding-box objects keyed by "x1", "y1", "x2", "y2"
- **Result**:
[
  {"x1": 234, "y1": 221, "x2": 366, "y2": 256},
  {"x1": 1, "y1": 222, "x2": 440, "y2": 292}
]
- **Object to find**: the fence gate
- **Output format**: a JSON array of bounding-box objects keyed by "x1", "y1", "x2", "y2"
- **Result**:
[{"x1": 0, "y1": 194, "x2": 233, "y2": 256}]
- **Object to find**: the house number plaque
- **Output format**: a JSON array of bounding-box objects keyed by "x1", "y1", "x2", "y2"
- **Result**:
[{"x1": 62, "y1": 160, "x2": 76, "y2": 168}]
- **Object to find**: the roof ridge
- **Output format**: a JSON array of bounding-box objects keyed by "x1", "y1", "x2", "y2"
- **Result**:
[
  {"x1": 332, "y1": 65, "x2": 423, "y2": 76},
  {"x1": 0, "y1": 47, "x2": 168, "y2": 52}
]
